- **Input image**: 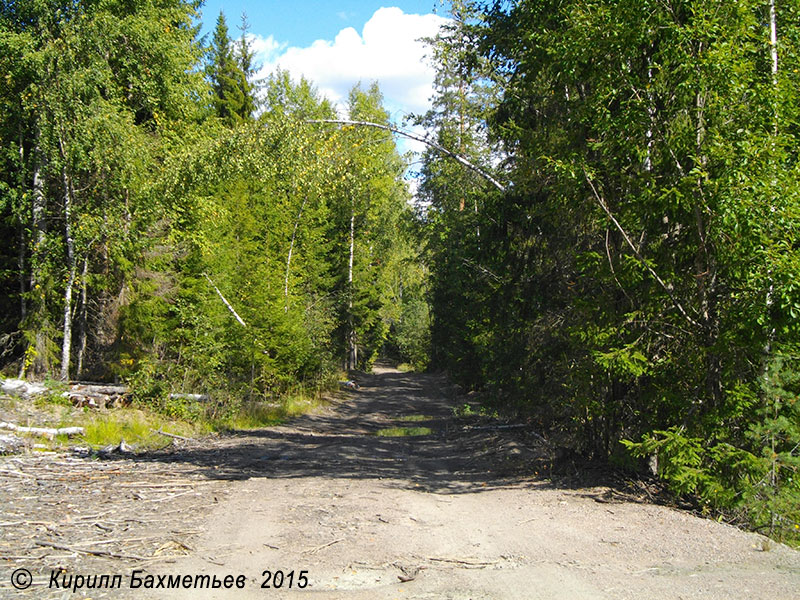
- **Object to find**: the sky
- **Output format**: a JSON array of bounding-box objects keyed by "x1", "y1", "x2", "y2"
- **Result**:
[{"x1": 196, "y1": 1, "x2": 450, "y2": 122}]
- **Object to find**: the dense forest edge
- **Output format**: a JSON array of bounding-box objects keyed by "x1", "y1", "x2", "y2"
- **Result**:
[{"x1": 1, "y1": 0, "x2": 798, "y2": 546}]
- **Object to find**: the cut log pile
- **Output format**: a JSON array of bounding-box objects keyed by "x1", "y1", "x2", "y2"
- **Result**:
[{"x1": 63, "y1": 383, "x2": 130, "y2": 408}]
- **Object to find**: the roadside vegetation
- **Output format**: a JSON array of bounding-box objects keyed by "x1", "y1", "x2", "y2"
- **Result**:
[
  {"x1": 1, "y1": 376, "x2": 340, "y2": 451},
  {"x1": 418, "y1": 0, "x2": 800, "y2": 546}
]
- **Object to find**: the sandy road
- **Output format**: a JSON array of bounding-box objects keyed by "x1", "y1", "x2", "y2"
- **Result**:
[{"x1": 131, "y1": 366, "x2": 800, "y2": 600}]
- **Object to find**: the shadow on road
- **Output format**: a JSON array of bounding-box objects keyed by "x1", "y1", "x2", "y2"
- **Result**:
[{"x1": 110, "y1": 369, "x2": 578, "y2": 495}]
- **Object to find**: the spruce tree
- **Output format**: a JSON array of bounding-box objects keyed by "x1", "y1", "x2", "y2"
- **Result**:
[
  {"x1": 235, "y1": 13, "x2": 258, "y2": 119},
  {"x1": 207, "y1": 12, "x2": 252, "y2": 126}
]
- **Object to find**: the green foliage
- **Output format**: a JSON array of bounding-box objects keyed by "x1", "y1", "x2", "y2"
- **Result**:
[
  {"x1": 622, "y1": 428, "x2": 757, "y2": 507},
  {"x1": 393, "y1": 298, "x2": 431, "y2": 370},
  {"x1": 419, "y1": 0, "x2": 800, "y2": 543},
  {"x1": 744, "y1": 356, "x2": 800, "y2": 543}
]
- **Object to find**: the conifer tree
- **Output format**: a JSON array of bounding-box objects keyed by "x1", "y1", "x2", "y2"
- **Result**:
[
  {"x1": 207, "y1": 12, "x2": 253, "y2": 126},
  {"x1": 235, "y1": 13, "x2": 259, "y2": 118}
]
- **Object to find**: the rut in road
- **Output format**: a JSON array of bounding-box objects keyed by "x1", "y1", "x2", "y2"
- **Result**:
[{"x1": 139, "y1": 366, "x2": 800, "y2": 600}]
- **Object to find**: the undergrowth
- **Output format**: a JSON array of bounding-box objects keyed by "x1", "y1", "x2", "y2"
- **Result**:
[{"x1": 1, "y1": 374, "x2": 340, "y2": 452}]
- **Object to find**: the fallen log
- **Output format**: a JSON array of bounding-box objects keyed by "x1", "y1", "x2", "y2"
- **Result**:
[
  {"x1": 69, "y1": 383, "x2": 128, "y2": 395},
  {"x1": 1, "y1": 378, "x2": 48, "y2": 399},
  {"x1": 0, "y1": 421, "x2": 84, "y2": 440},
  {"x1": 169, "y1": 393, "x2": 209, "y2": 402},
  {"x1": 3, "y1": 377, "x2": 208, "y2": 408}
]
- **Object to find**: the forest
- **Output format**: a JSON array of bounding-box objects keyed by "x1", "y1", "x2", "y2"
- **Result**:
[{"x1": 1, "y1": 0, "x2": 798, "y2": 544}]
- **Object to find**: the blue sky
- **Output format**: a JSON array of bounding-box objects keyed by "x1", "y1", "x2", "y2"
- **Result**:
[{"x1": 197, "y1": 1, "x2": 442, "y2": 48}]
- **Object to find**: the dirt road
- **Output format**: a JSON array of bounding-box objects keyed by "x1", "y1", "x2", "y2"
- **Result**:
[
  {"x1": 2, "y1": 366, "x2": 798, "y2": 599},
  {"x1": 144, "y1": 366, "x2": 798, "y2": 599}
]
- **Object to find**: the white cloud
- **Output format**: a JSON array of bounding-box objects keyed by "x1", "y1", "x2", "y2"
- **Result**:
[
  {"x1": 247, "y1": 34, "x2": 285, "y2": 60},
  {"x1": 253, "y1": 7, "x2": 449, "y2": 118}
]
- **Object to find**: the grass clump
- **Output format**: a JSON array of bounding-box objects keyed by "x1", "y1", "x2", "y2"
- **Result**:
[
  {"x1": 213, "y1": 390, "x2": 326, "y2": 431},
  {"x1": 452, "y1": 402, "x2": 498, "y2": 418},
  {"x1": 375, "y1": 426, "x2": 432, "y2": 437},
  {"x1": 397, "y1": 414, "x2": 430, "y2": 422},
  {"x1": 82, "y1": 409, "x2": 200, "y2": 450}
]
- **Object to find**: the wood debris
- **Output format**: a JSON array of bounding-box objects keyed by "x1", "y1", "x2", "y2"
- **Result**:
[
  {"x1": 0, "y1": 421, "x2": 84, "y2": 439},
  {"x1": 0, "y1": 449, "x2": 223, "y2": 582}
]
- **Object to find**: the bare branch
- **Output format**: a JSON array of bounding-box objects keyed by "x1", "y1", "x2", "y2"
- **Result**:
[
  {"x1": 305, "y1": 119, "x2": 506, "y2": 193},
  {"x1": 203, "y1": 273, "x2": 247, "y2": 327}
]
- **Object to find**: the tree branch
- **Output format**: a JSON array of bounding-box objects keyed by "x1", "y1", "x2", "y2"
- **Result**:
[
  {"x1": 305, "y1": 119, "x2": 506, "y2": 193},
  {"x1": 583, "y1": 169, "x2": 701, "y2": 330},
  {"x1": 203, "y1": 273, "x2": 247, "y2": 327}
]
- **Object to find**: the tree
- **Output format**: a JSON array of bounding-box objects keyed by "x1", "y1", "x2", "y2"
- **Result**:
[
  {"x1": 207, "y1": 11, "x2": 254, "y2": 126},
  {"x1": 235, "y1": 13, "x2": 259, "y2": 119},
  {"x1": 416, "y1": 0, "x2": 504, "y2": 387},
  {"x1": 0, "y1": 0, "x2": 206, "y2": 380}
]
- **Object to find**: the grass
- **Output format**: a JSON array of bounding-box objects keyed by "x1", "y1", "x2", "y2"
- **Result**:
[
  {"x1": 82, "y1": 410, "x2": 200, "y2": 450},
  {"x1": 216, "y1": 391, "x2": 326, "y2": 431},
  {"x1": 1, "y1": 372, "x2": 338, "y2": 452},
  {"x1": 452, "y1": 402, "x2": 499, "y2": 419},
  {"x1": 1, "y1": 388, "x2": 325, "y2": 452},
  {"x1": 375, "y1": 426, "x2": 432, "y2": 437},
  {"x1": 397, "y1": 414, "x2": 431, "y2": 422}
]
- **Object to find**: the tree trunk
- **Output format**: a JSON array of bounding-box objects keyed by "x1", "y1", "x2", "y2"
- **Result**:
[
  {"x1": 60, "y1": 165, "x2": 77, "y2": 382},
  {"x1": 770, "y1": 0, "x2": 778, "y2": 88},
  {"x1": 75, "y1": 255, "x2": 89, "y2": 379},
  {"x1": 18, "y1": 224, "x2": 26, "y2": 320},
  {"x1": 346, "y1": 204, "x2": 357, "y2": 370},
  {"x1": 284, "y1": 196, "x2": 308, "y2": 311},
  {"x1": 17, "y1": 127, "x2": 27, "y2": 321},
  {"x1": 759, "y1": 6, "x2": 779, "y2": 378},
  {"x1": 23, "y1": 131, "x2": 50, "y2": 379},
  {"x1": 694, "y1": 77, "x2": 722, "y2": 408}
]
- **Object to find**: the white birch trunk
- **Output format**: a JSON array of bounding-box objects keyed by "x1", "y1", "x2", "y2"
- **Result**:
[
  {"x1": 347, "y1": 205, "x2": 357, "y2": 370},
  {"x1": 204, "y1": 273, "x2": 247, "y2": 327},
  {"x1": 284, "y1": 196, "x2": 308, "y2": 311},
  {"x1": 18, "y1": 128, "x2": 27, "y2": 320},
  {"x1": 770, "y1": 0, "x2": 779, "y2": 86},
  {"x1": 764, "y1": 0, "x2": 778, "y2": 358},
  {"x1": 767, "y1": 0, "x2": 779, "y2": 498},
  {"x1": 75, "y1": 255, "x2": 89, "y2": 378},
  {"x1": 60, "y1": 165, "x2": 76, "y2": 382},
  {"x1": 22, "y1": 132, "x2": 49, "y2": 379}
]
